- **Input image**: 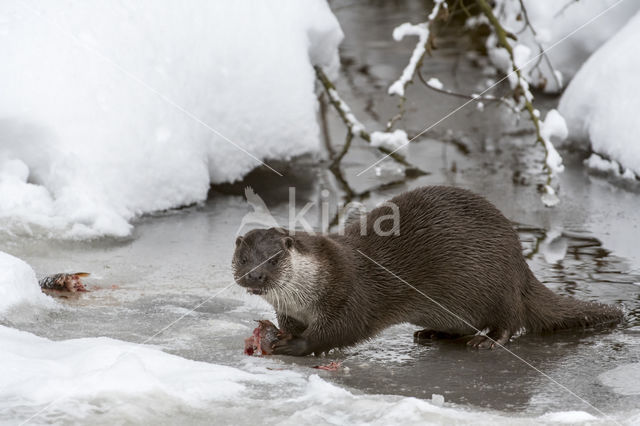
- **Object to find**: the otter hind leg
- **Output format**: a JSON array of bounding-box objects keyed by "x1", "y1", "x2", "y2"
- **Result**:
[
  {"x1": 466, "y1": 328, "x2": 511, "y2": 349},
  {"x1": 413, "y1": 329, "x2": 463, "y2": 341}
]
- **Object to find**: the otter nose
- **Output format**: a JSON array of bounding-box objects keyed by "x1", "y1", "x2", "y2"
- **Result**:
[{"x1": 247, "y1": 271, "x2": 266, "y2": 283}]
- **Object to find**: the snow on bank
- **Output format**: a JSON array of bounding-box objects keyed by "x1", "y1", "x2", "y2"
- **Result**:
[
  {"x1": 559, "y1": 10, "x2": 640, "y2": 179},
  {"x1": 0, "y1": 251, "x2": 54, "y2": 315},
  {"x1": 470, "y1": 0, "x2": 640, "y2": 93},
  {"x1": 0, "y1": 325, "x2": 277, "y2": 422},
  {"x1": 1, "y1": 326, "x2": 629, "y2": 425},
  {"x1": 0, "y1": 0, "x2": 343, "y2": 239}
]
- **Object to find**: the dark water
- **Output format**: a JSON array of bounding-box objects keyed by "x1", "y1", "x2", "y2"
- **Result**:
[{"x1": 2, "y1": 0, "x2": 640, "y2": 423}]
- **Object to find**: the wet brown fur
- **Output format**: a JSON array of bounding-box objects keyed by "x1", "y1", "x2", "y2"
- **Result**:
[{"x1": 232, "y1": 186, "x2": 623, "y2": 356}]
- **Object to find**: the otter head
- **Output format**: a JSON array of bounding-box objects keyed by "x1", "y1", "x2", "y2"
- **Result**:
[{"x1": 232, "y1": 228, "x2": 294, "y2": 296}]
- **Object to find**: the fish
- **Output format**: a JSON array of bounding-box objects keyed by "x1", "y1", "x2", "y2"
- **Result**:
[
  {"x1": 313, "y1": 361, "x2": 341, "y2": 371},
  {"x1": 38, "y1": 273, "x2": 90, "y2": 292},
  {"x1": 244, "y1": 320, "x2": 281, "y2": 356}
]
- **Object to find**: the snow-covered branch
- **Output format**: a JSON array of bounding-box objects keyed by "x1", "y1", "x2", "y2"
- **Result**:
[
  {"x1": 314, "y1": 65, "x2": 414, "y2": 168},
  {"x1": 386, "y1": 0, "x2": 447, "y2": 130},
  {"x1": 476, "y1": 0, "x2": 567, "y2": 206}
]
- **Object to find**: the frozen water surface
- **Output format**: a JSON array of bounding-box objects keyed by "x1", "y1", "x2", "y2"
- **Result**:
[{"x1": 2, "y1": 1, "x2": 640, "y2": 424}]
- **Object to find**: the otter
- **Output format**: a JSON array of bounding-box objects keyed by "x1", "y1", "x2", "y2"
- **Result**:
[{"x1": 232, "y1": 186, "x2": 623, "y2": 356}]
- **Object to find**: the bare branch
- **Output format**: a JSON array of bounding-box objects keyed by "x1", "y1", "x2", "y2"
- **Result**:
[
  {"x1": 314, "y1": 65, "x2": 415, "y2": 168},
  {"x1": 385, "y1": 0, "x2": 448, "y2": 131},
  {"x1": 475, "y1": 0, "x2": 560, "y2": 201}
]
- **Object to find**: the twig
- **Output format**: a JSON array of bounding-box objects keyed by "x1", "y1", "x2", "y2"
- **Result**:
[
  {"x1": 555, "y1": 0, "x2": 581, "y2": 18},
  {"x1": 417, "y1": 67, "x2": 518, "y2": 113},
  {"x1": 331, "y1": 130, "x2": 353, "y2": 169},
  {"x1": 318, "y1": 92, "x2": 334, "y2": 158},
  {"x1": 385, "y1": 0, "x2": 448, "y2": 131},
  {"x1": 314, "y1": 65, "x2": 415, "y2": 168},
  {"x1": 517, "y1": 0, "x2": 563, "y2": 90},
  {"x1": 475, "y1": 0, "x2": 553, "y2": 186}
]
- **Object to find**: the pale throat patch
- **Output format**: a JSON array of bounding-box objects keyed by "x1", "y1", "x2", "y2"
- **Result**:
[{"x1": 263, "y1": 249, "x2": 321, "y2": 321}]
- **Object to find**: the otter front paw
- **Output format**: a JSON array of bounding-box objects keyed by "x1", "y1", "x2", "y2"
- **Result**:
[{"x1": 272, "y1": 335, "x2": 312, "y2": 356}]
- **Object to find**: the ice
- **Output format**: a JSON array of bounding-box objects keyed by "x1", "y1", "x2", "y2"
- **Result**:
[
  {"x1": 600, "y1": 363, "x2": 640, "y2": 396},
  {"x1": 0, "y1": 251, "x2": 55, "y2": 316},
  {"x1": 538, "y1": 411, "x2": 597, "y2": 423},
  {"x1": 559, "y1": 10, "x2": 640, "y2": 178},
  {"x1": 0, "y1": 0, "x2": 343, "y2": 239},
  {"x1": 3, "y1": 324, "x2": 628, "y2": 424}
]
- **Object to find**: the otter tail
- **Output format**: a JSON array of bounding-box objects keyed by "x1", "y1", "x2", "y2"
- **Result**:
[{"x1": 523, "y1": 276, "x2": 623, "y2": 333}]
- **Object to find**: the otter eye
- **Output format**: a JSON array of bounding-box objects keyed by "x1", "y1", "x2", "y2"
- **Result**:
[
  {"x1": 269, "y1": 258, "x2": 278, "y2": 266},
  {"x1": 240, "y1": 257, "x2": 247, "y2": 265}
]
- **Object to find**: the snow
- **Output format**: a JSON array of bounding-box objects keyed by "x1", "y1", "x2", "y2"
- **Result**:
[
  {"x1": 478, "y1": 0, "x2": 640, "y2": 93},
  {"x1": 583, "y1": 153, "x2": 637, "y2": 180},
  {"x1": 541, "y1": 185, "x2": 559, "y2": 208},
  {"x1": 512, "y1": 44, "x2": 532, "y2": 71},
  {"x1": 1, "y1": 324, "x2": 628, "y2": 424},
  {"x1": 0, "y1": 325, "x2": 277, "y2": 421},
  {"x1": 0, "y1": 0, "x2": 343, "y2": 239},
  {"x1": 426, "y1": 78, "x2": 444, "y2": 90},
  {"x1": 0, "y1": 251, "x2": 54, "y2": 315},
  {"x1": 430, "y1": 394, "x2": 445, "y2": 406},
  {"x1": 327, "y1": 88, "x2": 365, "y2": 134},
  {"x1": 388, "y1": 23, "x2": 430, "y2": 97},
  {"x1": 387, "y1": 0, "x2": 446, "y2": 97},
  {"x1": 370, "y1": 130, "x2": 410, "y2": 153},
  {"x1": 539, "y1": 109, "x2": 568, "y2": 175},
  {"x1": 559, "y1": 10, "x2": 640, "y2": 179}
]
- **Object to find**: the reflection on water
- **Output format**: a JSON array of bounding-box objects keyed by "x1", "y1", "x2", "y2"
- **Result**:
[{"x1": 519, "y1": 225, "x2": 640, "y2": 326}]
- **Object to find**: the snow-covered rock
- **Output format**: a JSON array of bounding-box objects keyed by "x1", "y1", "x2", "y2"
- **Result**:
[
  {"x1": 0, "y1": 0, "x2": 343, "y2": 238},
  {"x1": 559, "y1": 10, "x2": 640, "y2": 178},
  {"x1": 0, "y1": 251, "x2": 54, "y2": 315}
]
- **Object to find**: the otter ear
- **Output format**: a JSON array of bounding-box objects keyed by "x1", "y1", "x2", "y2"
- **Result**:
[
  {"x1": 235, "y1": 236, "x2": 244, "y2": 247},
  {"x1": 281, "y1": 237, "x2": 293, "y2": 250}
]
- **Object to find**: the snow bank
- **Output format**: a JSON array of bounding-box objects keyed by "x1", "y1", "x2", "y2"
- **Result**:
[
  {"x1": 0, "y1": 0, "x2": 343, "y2": 238},
  {"x1": 3, "y1": 325, "x2": 629, "y2": 424},
  {"x1": 522, "y1": 0, "x2": 640, "y2": 91},
  {"x1": 0, "y1": 251, "x2": 54, "y2": 315},
  {"x1": 559, "y1": 10, "x2": 640, "y2": 178},
  {"x1": 475, "y1": 0, "x2": 640, "y2": 92},
  {"x1": 0, "y1": 325, "x2": 273, "y2": 421}
]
